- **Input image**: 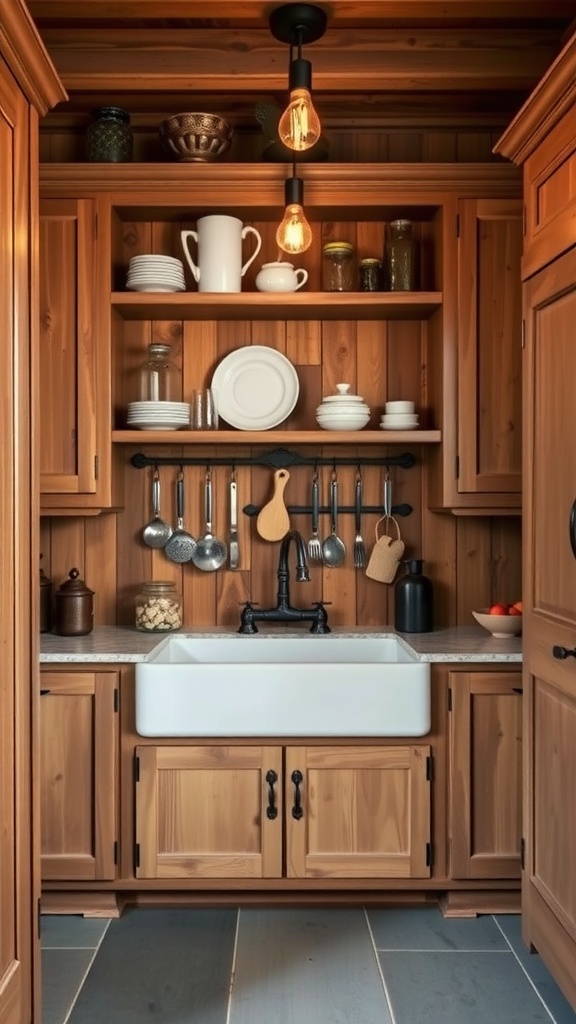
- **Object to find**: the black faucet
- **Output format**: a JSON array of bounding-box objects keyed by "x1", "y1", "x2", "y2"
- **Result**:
[{"x1": 238, "y1": 530, "x2": 331, "y2": 634}]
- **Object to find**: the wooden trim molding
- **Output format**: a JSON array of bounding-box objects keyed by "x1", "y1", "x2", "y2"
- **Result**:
[
  {"x1": 494, "y1": 30, "x2": 576, "y2": 164},
  {"x1": 0, "y1": 0, "x2": 66, "y2": 113}
]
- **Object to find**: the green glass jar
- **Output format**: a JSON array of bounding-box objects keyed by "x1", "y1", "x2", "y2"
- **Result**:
[{"x1": 87, "y1": 106, "x2": 133, "y2": 163}]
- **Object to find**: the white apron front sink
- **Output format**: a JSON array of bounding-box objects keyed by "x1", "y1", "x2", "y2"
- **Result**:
[{"x1": 135, "y1": 634, "x2": 430, "y2": 738}]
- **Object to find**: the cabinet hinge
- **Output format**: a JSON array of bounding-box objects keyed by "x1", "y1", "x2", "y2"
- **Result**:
[
  {"x1": 425, "y1": 754, "x2": 434, "y2": 781},
  {"x1": 521, "y1": 319, "x2": 525, "y2": 349},
  {"x1": 94, "y1": 454, "x2": 99, "y2": 480},
  {"x1": 38, "y1": 897, "x2": 42, "y2": 938},
  {"x1": 93, "y1": 210, "x2": 98, "y2": 241},
  {"x1": 134, "y1": 843, "x2": 140, "y2": 870},
  {"x1": 426, "y1": 841, "x2": 434, "y2": 867},
  {"x1": 114, "y1": 687, "x2": 119, "y2": 713},
  {"x1": 447, "y1": 687, "x2": 452, "y2": 712},
  {"x1": 520, "y1": 837, "x2": 525, "y2": 870},
  {"x1": 522, "y1": 204, "x2": 526, "y2": 236},
  {"x1": 113, "y1": 840, "x2": 118, "y2": 865},
  {"x1": 456, "y1": 213, "x2": 460, "y2": 238},
  {"x1": 133, "y1": 754, "x2": 140, "y2": 782},
  {"x1": 455, "y1": 455, "x2": 460, "y2": 479}
]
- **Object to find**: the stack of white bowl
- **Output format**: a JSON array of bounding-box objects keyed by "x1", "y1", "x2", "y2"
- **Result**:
[
  {"x1": 316, "y1": 384, "x2": 370, "y2": 431},
  {"x1": 127, "y1": 401, "x2": 190, "y2": 430},
  {"x1": 380, "y1": 400, "x2": 419, "y2": 430},
  {"x1": 126, "y1": 255, "x2": 186, "y2": 293}
]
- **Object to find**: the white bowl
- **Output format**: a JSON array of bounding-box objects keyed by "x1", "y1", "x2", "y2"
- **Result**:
[
  {"x1": 385, "y1": 400, "x2": 415, "y2": 414},
  {"x1": 316, "y1": 413, "x2": 370, "y2": 431},
  {"x1": 472, "y1": 609, "x2": 522, "y2": 638}
]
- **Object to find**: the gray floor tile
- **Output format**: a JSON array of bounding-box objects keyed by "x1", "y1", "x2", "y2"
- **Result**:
[
  {"x1": 230, "y1": 907, "x2": 392, "y2": 1024},
  {"x1": 66, "y1": 908, "x2": 236, "y2": 1024},
  {"x1": 495, "y1": 915, "x2": 576, "y2": 1024},
  {"x1": 41, "y1": 915, "x2": 110, "y2": 949},
  {"x1": 42, "y1": 948, "x2": 96, "y2": 1024},
  {"x1": 378, "y1": 950, "x2": 553, "y2": 1024},
  {"x1": 367, "y1": 906, "x2": 508, "y2": 951}
]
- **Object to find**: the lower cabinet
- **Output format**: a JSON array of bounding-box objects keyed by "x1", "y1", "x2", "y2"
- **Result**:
[
  {"x1": 448, "y1": 669, "x2": 522, "y2": 880},
  {"x1": 134, "y1": 743, "x2": 432, "y2": 881},
  {"x1": 40, "y1": 670, "x2": 119, "y2": 881}
]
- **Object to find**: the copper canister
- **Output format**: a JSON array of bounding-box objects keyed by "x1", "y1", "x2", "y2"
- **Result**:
[{"x1": 55, "y1": 568, "x2": 94, "y2": 636}]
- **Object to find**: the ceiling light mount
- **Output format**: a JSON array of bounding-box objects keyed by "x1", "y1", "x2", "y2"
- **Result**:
[{"x1": 269, "y1": 3, "x2": 327, "y2": 48}]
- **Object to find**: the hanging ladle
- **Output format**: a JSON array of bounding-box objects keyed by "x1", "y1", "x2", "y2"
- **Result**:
[
  {"x1": 142, "y1": 468, "x2": 172, "y2": 549},
  {"x1": 322, "y1": 471, "x2": 347, "y2": 567},
  {"x1": 191, "y1": 469, "x2": 228, "y2": 572}
]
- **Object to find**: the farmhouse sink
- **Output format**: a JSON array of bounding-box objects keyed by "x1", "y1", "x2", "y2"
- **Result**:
[{"x1": 135, "y1": 634, "x2": 431, "y2": 738}]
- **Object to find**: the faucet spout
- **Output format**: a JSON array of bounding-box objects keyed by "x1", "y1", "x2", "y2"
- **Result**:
[{"x1": 238, "y1": 529, "x2": 330, "y2": 634}]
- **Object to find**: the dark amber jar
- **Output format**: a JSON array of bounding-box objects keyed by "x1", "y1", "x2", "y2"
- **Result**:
[{"x1": 55, "y1": 568, "x2": 94, "y2": 636}]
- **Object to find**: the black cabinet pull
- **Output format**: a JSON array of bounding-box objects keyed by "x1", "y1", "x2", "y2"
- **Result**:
[
  {"x1": 552, "y1": 645, "x2": 576, "y2": 660},
  {"x1": 265, "y1": 769, "x2": 278, "y2": 820},
  {"x1": 40, "y1": 689, "x2": 51, "y2": 695},
  {"x1": 291, "y1": 769, "x2": 303, "y2": 820}
]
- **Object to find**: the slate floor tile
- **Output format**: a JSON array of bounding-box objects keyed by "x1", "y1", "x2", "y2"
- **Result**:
[
  {"x1": 41, "y1": 915, "x2": 110, "y2": 949},
  {"x1": 495, "y1": 915, "x2": 576, "y2": 1024},
  {"x1": 367, "y1": 906, "x2": 508, "y2": 951},
  {"x1": 41, "y1": 948, "x2": 96, "y2": 1024}
]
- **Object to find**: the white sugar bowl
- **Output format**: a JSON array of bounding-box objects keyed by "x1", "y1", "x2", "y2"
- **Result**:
[
  {"x1": 316, "y1": 383, "x2": 370, "y2": 430},
  {"x1": 255, "y1": 260, "x2": 308, "y2": 293}
]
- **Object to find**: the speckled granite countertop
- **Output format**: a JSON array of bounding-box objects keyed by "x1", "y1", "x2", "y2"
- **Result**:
[{"x1": 40, "y1": 625, "x2": 522, "y2": 664}]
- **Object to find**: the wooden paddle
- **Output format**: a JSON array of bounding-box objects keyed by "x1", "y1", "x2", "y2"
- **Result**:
[{"x1": 256, "y1": 469, "x2": 291, "y2": 541}]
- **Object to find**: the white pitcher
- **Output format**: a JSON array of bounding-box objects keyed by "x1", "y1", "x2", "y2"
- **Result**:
[{"x1": 181, "y1": 215, "x2": 262, "y2": 293}]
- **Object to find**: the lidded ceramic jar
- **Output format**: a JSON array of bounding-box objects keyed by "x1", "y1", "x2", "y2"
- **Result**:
[
  {"x1": 255, "y1": 261, "x2": 308, "y2": 293},
  {"x1": 55, "y1": 568, "x2": 94, "y2": 636},
  {"x1": 316, "y1": 383, "x2": 371, "y2": 431}
]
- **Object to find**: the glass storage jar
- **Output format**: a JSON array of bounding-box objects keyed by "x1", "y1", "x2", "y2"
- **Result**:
[
  {"x1": 359, "y1": 257, "x2": 382, "y2": 291},
  {"x1": 384, "y1": 219, "x2": 416, "y2": 291},
  {"x1": 87, "y1": 106, "x2": 133, "y2": 163},
  {"x1": 137, "y1": 343, "x2": 181, "y2": 402},
  {"x1": 322, "y1": 241, "x2": 355, "y2": 291},
  {"x1": 135, "y1": 581, "x2": 182, "y2": 632}
]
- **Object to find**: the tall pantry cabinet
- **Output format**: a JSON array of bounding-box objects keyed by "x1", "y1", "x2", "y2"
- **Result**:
[
  {"x1": 0, "y1": 4, "x2": 65, "y2": 1024},
  {"x1": 495, "y1": 29, "x2": 576, "y2": 1011}
]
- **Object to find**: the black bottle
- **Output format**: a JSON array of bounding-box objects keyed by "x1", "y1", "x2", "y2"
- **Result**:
[{"x1": 394, "y1": 559, "x2": 433, "y2": 633}]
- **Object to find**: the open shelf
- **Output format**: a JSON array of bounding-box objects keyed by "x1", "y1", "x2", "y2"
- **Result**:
[
  {"x1": 112, "y1": 429, "x2": 441, "y2": 445},
  {"x1": 111, "y1": 291, "x2": 442, "y2": 322}
]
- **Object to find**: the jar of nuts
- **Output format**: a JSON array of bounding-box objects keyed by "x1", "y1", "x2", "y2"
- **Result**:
[{"x1": 135, "y1": 581, "x2": 182, "y2": 632}]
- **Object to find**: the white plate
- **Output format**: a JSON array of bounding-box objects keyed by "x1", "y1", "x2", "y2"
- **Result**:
[
  {"x1": 380, "y1": 423, "x2": 419, "y2": 431},
  {"x1": 210, "y1": 345, "x2": 299, "y2": 430},
  {"x1": 126, "y1": 283, "x2": 186, "y2": 293}
]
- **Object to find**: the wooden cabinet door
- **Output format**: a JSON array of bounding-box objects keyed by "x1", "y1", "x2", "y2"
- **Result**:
[
  {"x1": 135, "y1": 745, "x2": 283, "y2": 879},
  {"x1": 457, "y1": 199, "x2": 523, "y2": 500},
  {"x1": 39, "y1": 197, "x2": 104, "y2": 508},
  {"x1": 40, "y1": 671, "x2": 118, "y2": 881},
  {"x1": 522, "y1": 248, "x2": 576, "y2": 1008},
  {"x1": 285, "y1": 745, "x2": 431, "y2": 879},
  {"x1": 449, "y1": 670, "x2": 522, "y2": 880}
]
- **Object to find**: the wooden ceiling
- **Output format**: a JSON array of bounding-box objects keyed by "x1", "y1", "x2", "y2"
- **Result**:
[{"x1": 28, "y1": 0, "x2": 576, "y2": 126}]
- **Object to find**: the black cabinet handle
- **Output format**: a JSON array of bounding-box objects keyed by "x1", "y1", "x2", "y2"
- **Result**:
[
  {"x1": 291, "y1": 769, "x2": 303, "y2": 820},
  {"x1": 40, "y1": 689, "x2": 51, "y2": 695},
  {"x1": 265, "y1": 769, "x2": 278, "y2": 820},
  {"x1": 570, "y1": 499, "x2": 576, "y2": 559},
  {"x1": 552, "y1": 645, "x2": 576, "y2": 660},
  {"x1": 511, "y1": 687, "x2": 523, "y2": 694}
]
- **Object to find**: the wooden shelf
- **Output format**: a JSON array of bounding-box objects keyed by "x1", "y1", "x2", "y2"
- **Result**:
[
  {"x1": 112, "y1": 429, "x2": 441, "y2": 444},
  {"x1": 111, "y1": 291, "x2": 442, "y2": 321}
]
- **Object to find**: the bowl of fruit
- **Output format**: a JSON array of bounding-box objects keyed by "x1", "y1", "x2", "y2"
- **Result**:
[{"x1": 472, "y1": 602, "x2": 523, "y2": 638}]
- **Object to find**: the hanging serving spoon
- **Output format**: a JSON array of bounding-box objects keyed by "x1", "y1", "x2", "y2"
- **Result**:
[
  {"x1": 191, "y1": 469, "x2": 228, "y2": 572},
  {"x1": 164, "y1": 471, "x2": 197, "y2": 563},
  {"x1": 322, "y1": 471, "x2": 346, "y2": 567},
  {"x1": 142, "y1": 468, "x2": 172, "y2": 548}
]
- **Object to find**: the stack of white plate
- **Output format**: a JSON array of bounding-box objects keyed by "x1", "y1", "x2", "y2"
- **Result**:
[
  {"x1": 127, "y1": 401, "x2": 190, "y2": 430},
  {"x1": 316, "y1": 383, "x2": 370, "y2": 431},
  {"x1": 126, "y1": 255, "x2": 186, "y2": 293},
  {"x1": 380, "y1": 400, "x2": 419, "y2": 431}
]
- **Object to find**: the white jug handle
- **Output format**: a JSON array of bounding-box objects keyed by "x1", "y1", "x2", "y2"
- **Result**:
[
  {"x1": 180, "y1": 229, "x2": 200, "y2": 283},
  {"x1": 294, "y1": 268, "x2": 308, "y2": 291},
  {"x1": 240, "y1": 226, "x2": 262, "y2": 276}
]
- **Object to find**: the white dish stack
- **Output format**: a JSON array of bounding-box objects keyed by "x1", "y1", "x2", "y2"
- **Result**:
[
  {"x1": 127, "y1": 401, "x2": 190, "y2": 430},
  {"x1": 316, "y1": 383, "x2": 371, "y2": 431},
  {"x1": 126, "y1": 254, "x2": 186, "y2": 293},
  {"x1": 380, "y1": 400, "x2": 419, "y2": 431}
]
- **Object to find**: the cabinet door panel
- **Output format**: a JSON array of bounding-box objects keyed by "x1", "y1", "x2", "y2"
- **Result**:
[
  {"x1": 40, "y1": 671, "x2": 118, "y2": 880},
  {"x1": 285, "y1": 745, "x2": 431, "y2": 879},
  {"x1": 457, "y1": 199, "x2": 522, "y2": 496},
  {"x1": 449, "y1": 671, "x2": 522, "y2": 879},
  {"x1": 135, "y1": 745, "x2": 282, "y2": 879}
]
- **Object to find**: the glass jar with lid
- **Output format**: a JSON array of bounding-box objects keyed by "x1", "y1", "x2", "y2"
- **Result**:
[
  {"x1": 384, "y1": 219, "x2": 416, "y2": 291},
  {"x1": 137, "y1": 343, "x2": 181, "y2": 402},
  {"x1": 359, "y1": 257, "x2": 382, "y2": 292},
  {"x1": 135, "y1": 581, "x2": 183, "y2": 632},
  {"x1": 322, "y1": 241, "x2": 355, "y2": 291}
]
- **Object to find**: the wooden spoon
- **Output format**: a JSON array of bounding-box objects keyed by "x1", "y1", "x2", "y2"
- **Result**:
[{"x1": 256, "y1": 469, "x2": 290, "y2": 541}]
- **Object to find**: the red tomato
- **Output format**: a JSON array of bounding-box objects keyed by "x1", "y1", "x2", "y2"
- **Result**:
[
  {"x1": 509, "y1": 606, "x2": 522, "y2": 616},
  {"x1": 489, "y1": 603, "x2": 510, "y2": 615}
]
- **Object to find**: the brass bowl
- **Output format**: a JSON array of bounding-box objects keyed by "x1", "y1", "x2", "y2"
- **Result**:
[{"x1": 159, "y1": 112, "x2": 233, "y2": 163}]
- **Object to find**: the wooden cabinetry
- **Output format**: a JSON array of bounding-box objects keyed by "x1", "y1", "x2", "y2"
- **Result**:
[
  {"x1": 448, "y1": 669, "x2": 522, "y2": 880},
  {"x1": 134, "y1": 742, "x2": 432, "y2": 881},
  {"x1": 40, "y1": 670, "x2": 119, "y2": 881}
]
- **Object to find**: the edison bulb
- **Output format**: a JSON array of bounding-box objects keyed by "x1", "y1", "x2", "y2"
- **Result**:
[
  {"x1": 276, "y1": 202, "x2": 312, "y2": 254},
  {"x1": 278, "y1": 87, "x2": 321, "y2": 152}
]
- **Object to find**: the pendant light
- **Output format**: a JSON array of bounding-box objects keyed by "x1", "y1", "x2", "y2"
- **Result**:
[
  {"x1": 276, "y1": 157, "x2": 312, "y2": 254},
  {"x1": 269, "y1": 3, "x2": 327, "y2": 153}
]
